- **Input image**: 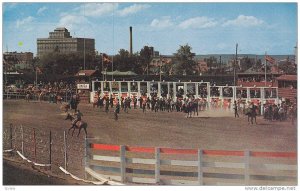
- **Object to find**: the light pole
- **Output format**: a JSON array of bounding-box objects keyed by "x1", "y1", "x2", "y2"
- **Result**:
[
  {"x1": 294, "y1": 43, "x2": 297, "y2": 68},
  {"x1": 35, "y1": 68, "x2": 38, "y2": 87},
  {"x1": 159, "y1": 56, "x2": 162, "y2": 82},
  {"x1": 264, "y1": 52, "x2": 267, "y2": 87},
  {"x1": 101, "y1": 53, "x2": 104, "y2": 81},
  {"x1": 234, "y1": 43, "x2": 238, "y2": 86}
]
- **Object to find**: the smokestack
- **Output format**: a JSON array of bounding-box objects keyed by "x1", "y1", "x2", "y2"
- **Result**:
[{"x1": 130, "y1": 26, "x2": 133, "y2": 55}]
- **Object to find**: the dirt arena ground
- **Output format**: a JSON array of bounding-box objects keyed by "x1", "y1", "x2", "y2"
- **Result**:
[
  {"x1": 3, "y1": 154, "x2": 86, "y2": 185},
  {"x1": 2, "y1": 100, "x2": 297, "y2": 185},
  {"x1": 3, "y1": 99, "x2": 297, "y2": 152}
]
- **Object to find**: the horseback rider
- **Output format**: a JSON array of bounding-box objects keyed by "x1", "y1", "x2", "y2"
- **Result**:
[
  {"x1": 139, "y1": 97, "x2": 143, "y2": 109},
  {"x1": 233, "y1": 100, "x2": 239, "y2": 118},
  {"x1": 249, "y1": 102, "x2": 257, "y2": 124},
  {"x1": 133, "y1": 96, "x2": 138, "y2": 109},
  {"x1": 115, "y1": 100, "x2": 120, "y2": 114},
  {"x1": 110, "y1": 95, "x2": 114, "y2": 108},
  {"x1": 142, "y1": 99, "x2": 147, "y2": 113},
  {"x1": 72, "y1": 110, "x2": 83, "y2": 128}
]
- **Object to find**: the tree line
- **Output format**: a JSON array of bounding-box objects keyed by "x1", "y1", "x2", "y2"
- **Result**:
[
  {"x1": 32, "y1": 44, "x2": 198, "y2": 76},
  {"x1": 19, "y1": 44, "x2": 297, "y2": 76}
]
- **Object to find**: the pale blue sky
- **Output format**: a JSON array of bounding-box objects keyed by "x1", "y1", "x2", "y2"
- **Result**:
[{"x1": 2, "y1": 2, "x2": 298, "y2": 56}]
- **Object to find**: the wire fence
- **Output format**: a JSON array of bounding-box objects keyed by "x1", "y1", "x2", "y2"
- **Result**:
[{"x1": 3, "y1": 123, "x2": 85, "y2": 178}]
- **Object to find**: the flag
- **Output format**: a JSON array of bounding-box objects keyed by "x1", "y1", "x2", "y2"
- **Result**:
[
  {"x1": 265, "y1": 55, "x2": 275, "y2": 64},
  {"x1": 103, "y1": 53, "x2": 111, "y2": 63},
  {"x1": 36, "y1": 67, "x2": 42, "y2": 74}
]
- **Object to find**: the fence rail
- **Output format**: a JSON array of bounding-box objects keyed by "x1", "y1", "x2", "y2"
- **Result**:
[
  {"x1": 85, "y1": 141, "x2": 297, "y2": 185},
  {"x1": 3, "y1": 92, "x2": 73, "y2": 103},
  {"x1": 3, "y1": 124, "x2": 298, "y2": 186}
]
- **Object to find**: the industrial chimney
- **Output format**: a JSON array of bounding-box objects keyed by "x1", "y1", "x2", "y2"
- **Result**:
[{"x1": 130, "y1": 26, "x2": 133, "y2": 55}]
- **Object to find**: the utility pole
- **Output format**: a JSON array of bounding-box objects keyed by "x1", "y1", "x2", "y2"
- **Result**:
[
  {"x1": 101, "y1": 53, "x2": 104, "y2": 81},
  {"x1": 5, "y1": 45, "x2": 8, "y2": 86},
  {"x1": 219, "y1": 55, "x2": 222, "y2": 72},
  {"x1": 83, "y1": 4, "x2": 86, "y2": 70},
  {"x1": 234, "y1": 43, "x2": 238, "y2": 86},
  {"x1": 111, "y1": 6, "x2": 115, "y2": 81},
  {"x1": 159, "y1": 56, "x2": 162, "y2": 82},
  {"x1": 294, "y1": 42, "x2": 297, "y2": 68},
  {"x1": 264, "y1": 52, "x2": 267, "y2": 87}
]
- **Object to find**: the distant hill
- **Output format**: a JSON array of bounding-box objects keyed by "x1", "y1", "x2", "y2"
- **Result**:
[{"x1": 194, "y1": 54, "x2": 294, "y2": 64}]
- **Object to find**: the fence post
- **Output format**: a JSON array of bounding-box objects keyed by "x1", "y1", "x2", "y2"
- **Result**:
[
  {"x1": 9, "y1": 124, "x2": 13, "y2": 150},
  {"x1": 155, "y1": 147, "x2": 160, "y2": 184},
  {"x1": 198, "y1": 149, "x2": 203, "y2": 185},
  {"x1": 64, "y1": 131, "x2": 67, "y2": 170},
  {"x1": 84, "y1": 136, "x2": 88, "y2": 180},
  {"x1": 33, "y1": 128, "x2": 36, "y2": 162},
  {"x1": 244, "y1": 150, "x2": 250, "y2": 185},
  {"x1": 120, "y1": 145, "x2": 126, "y2": 183},
  {"x1": 21, "y1": 125, "x2": 24, "y2": 154},
  {"x1": 49, "y1": 131, "x2": 52, "y2": 170}
]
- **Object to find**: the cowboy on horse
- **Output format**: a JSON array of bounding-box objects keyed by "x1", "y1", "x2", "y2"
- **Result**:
[
  {"x1": 69, "y1": 94, "x2": 79, "y2": 112},
  {"x1": 65, "y1": 109, "x2": 87, "y2": 137},
  {"x1": 72, "y1": 110, "x2": 83, "y2": 128}
]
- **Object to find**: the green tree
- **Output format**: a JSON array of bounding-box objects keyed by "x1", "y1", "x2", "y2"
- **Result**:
[
  {"x1": 173, "y1": 44, "x2": 196, "y2": 75},
  {"x1": 140, "y1": 46, "x2": 153, "y2": 75},
  {"x1": 111, "y1": 49, "x2": 143, "y2": 74},
  {"x1": 113, "y1": 49, "x2": 131, "y2": 71},
  {"x1": 113, "y1": 49, "x2": 140, "y2": 73},
  {"x1": 39, "y1": 52, "x2": 97, "y2": 75}
]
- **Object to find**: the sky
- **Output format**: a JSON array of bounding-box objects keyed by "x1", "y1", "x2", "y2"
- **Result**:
[{"x1": 2, "y1": 2, "x2": 298, "y2": 56}]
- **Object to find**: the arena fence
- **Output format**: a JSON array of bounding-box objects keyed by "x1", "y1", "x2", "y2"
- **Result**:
[
  {"x1": 85, "y1": 139, "x2": 297, "y2": 186},
  {"x1": 3, "y1": 124, "x2": 298, "y2": 186},
  {"x1": 3, "y1": 92, "x2": 73, "y2": 103},
  {"x1": 3, "y1": 124, "x2": 85, "y2": 177}
]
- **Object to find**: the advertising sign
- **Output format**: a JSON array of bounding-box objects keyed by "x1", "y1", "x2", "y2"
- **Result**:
[{"x1": 77, "y1": 84, "x2": 90, "y2": 89}]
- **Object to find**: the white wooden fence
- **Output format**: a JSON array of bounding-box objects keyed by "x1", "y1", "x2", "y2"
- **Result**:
[{"x1": 84, "y1": 139, "x2": 297, "y2": 186}]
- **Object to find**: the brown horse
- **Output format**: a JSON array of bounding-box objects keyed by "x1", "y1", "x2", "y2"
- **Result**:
[
  {"x1": 56, "y1": 95, "x2": 63, "y2": 104},
  {"x1": 65, "y1": 113, "x2": 87, "y2": 137},
  {"x1": 60, "y1": 103, "x2": 70, "y2": 112}
]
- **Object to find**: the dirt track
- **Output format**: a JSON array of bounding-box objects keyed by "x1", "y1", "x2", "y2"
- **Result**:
[
  {"x1": 3, "y1": 155, "x2": 84, "y2": 185},
  {"x1": 3, "y1": 100, "x2": 297, "y2": 151},
  {"x1": 2, "y1": 100, "x2": 297, "y2": 185}
]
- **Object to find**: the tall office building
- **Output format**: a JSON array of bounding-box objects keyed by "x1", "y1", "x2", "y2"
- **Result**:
[{"x1": 37, "y1": 27, "x2": 95, "y2": 58}]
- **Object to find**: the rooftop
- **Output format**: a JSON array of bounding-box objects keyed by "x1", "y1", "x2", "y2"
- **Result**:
[
  {"x1": 75, "y1": 70, "x2": 99, "y2": 77},
  {"x1": 276, "y1": 75, "x2": 297, "y2": 81}
]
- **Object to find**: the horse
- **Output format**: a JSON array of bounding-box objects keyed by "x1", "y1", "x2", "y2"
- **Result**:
[
  {"x1": 60, "y1": 103, "x2": 70, "y2": 113},
  {"x1": 65, "y1": 113, "x2": 88, "y2": 137},
  {"x1": 93, "y1": 97, "x2": 100, "y2": 108},
  {"x1": 70, "y1": 98, "x2": 79, "y2": 112},
  {"x1": 245, "y1": 106, "x2": 257, "y2": 124},
  {"x1": 186, "y1": 101, "x2": 195, "y2": 118}
]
